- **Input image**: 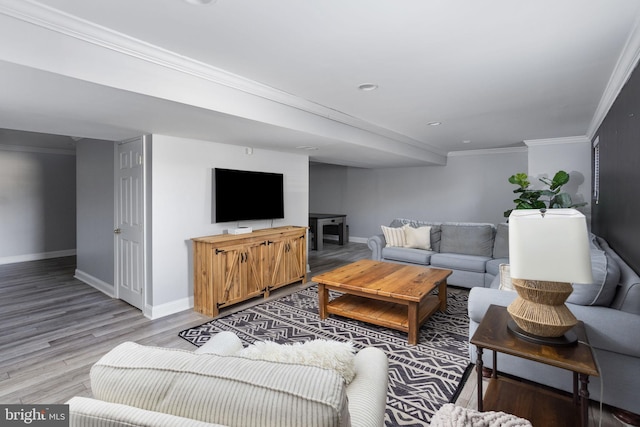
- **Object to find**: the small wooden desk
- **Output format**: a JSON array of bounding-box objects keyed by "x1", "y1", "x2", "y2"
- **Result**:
[
  {"x1": 470, "y1": 305, "x2": 599, "y2": 427},
  {"x1": 313, "y1": 259, "x2": 452, "y2": 345},
  {"x1": 309, "y1": 213, "x2": 346, "y2": 251}
]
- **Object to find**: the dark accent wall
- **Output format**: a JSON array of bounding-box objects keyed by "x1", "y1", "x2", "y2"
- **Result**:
[{"x1": 593, "y1": 64, "x2": 640, "y2": 273}]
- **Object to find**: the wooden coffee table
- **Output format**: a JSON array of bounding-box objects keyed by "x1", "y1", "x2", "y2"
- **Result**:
[{"x1": 312, "y1": 259, "x2": 452, "y2": 345}]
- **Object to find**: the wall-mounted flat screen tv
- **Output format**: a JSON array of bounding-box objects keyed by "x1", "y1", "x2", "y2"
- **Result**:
[{"x1": 213, "y1": 168, "x2": 284, "y2": 223}]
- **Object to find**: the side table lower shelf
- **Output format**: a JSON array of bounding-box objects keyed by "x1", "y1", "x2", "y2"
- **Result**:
[{"x1": 484, "y1": 376, "x2": 581, "y2": 427}]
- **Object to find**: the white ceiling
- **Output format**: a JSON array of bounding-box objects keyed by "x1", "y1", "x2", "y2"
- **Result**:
[{"x1": 1, "y1": 0, "x2": 639, "y2": 167}]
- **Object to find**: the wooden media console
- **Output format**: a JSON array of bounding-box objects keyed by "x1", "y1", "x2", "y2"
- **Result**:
[{"x1": 192, "y1": 226, "x2": 307, "y2": 317}]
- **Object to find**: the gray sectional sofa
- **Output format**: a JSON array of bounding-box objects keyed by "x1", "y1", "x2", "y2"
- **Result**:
[{"x1": 367, "y1": 218, "x2": 509, "y2": 288}]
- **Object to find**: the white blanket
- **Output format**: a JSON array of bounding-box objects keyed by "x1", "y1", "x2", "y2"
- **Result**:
[{"x1": 430, "y1": 404, "x2": 532, "y2": 427}]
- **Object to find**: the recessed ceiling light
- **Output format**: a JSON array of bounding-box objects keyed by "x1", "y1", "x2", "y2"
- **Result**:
[
  {"x1": 183, "y1": 0, "x2": 216, "y2": 5},
  {"x1": 358, "y1": 83, "x2": 378, "y2": 91},
  {"x1": 296, "y1": 146, "x2": 319, "y2": 151},
  {"x1": 463, "y1": 140, "x2": 472, "y2": 144},
  {"x1": 427, "y1": 121, "x2": 442, "y2": 126}
]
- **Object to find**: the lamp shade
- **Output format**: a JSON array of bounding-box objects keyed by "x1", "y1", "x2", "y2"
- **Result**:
[{"x1": 508, "y1": 209, "x2": 593, "y2": 283}]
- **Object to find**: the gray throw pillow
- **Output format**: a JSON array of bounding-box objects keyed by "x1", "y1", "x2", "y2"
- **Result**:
[{"x1": 567, "y1": 250, "x2": 620, "y2": 306}]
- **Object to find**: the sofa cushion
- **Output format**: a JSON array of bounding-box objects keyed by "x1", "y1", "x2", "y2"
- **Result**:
[
  {"x1": 382, "y1": 246, "x2": 433, "y2": 265},
  {"x1": 403, "y1": 224, "x2": 432, "y2": 250},
  {"x1": 440, "y1": 223, "x2": 495, "y2": 257},
  {"x1": 568, "y1": 249, "x2": 620, "y2": 306},
  {"x1": 492, "y1": 223, "x2": 509, "y2": 258},
  {"x1": 91, "y1": 342, "x2": 351, "y2": 427},
  {"x1": 430, "y1": 253, "x2": 491, "y2": 273},
  {"x1": 381, "y1": 225, "x2": 406, "y2": 247},
  {"x1": 68, "y1": 397, "x2": 226, "y2": 427}
]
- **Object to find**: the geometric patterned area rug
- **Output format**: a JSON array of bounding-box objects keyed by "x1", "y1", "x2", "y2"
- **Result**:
[{"x1": 179, "y1": 285, "x2": 471, "y2": 427}]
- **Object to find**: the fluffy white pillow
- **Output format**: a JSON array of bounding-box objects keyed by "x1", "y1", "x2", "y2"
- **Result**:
[
  {"x1": 238, "y1": 340, "x2": 356, "y2": 384},
  {"x1": 381, "y1": 225, "x2": 406, "y2": 247},
  {"x1": 403, "y1": 224, "x2": 432, "y2": 250}
]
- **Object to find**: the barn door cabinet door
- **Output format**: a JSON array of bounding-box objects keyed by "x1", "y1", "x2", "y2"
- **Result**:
[
  {"x1": 266, "y1": 232, "x2": 307, "y2": 293},
  {"x1": 213, "y1": 241, "x2": 265, "y2": 309}
]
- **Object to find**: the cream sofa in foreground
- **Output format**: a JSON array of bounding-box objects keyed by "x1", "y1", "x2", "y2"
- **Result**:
[{"x1": 67, "y1": 332, "x2": 389, "y2": 427}]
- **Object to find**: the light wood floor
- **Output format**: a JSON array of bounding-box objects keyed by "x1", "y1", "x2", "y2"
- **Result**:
[{"x1": 0, "y1": 241, "x2": 628, "y2": 425}]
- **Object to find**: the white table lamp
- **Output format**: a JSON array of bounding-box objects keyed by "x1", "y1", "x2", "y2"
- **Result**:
[{"x1": 507, "y1": 208, "x2": 593, "y2": 346}]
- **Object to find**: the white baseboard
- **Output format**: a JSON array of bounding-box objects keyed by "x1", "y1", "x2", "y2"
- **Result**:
[
  {"x1": 146, "y1": 296, "x2": 194, "y2": 320},
  {"x1": 74, "y1": 269, "x2": 115, "y2": 297},
  {"x1": 0, "y1": 249, "x2": 77, "y2": 265},
  {"x1": 75, "y1": 268, "x2": 192, "y2": 320}
]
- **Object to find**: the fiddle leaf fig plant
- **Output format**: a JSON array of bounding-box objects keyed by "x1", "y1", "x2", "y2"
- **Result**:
[{"x1": 504, "y1": 170, "x2": 586, "y2": 218}]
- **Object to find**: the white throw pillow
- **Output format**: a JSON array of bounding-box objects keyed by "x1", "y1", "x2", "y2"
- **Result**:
[
  {"x1": 238, "y1": 340, "x2": 356, "y2": 384},
  {"x1": 498, "y1": 264, "x2": 515, "y2": 291},
  {"x1": 381, "y1": 225, "x2": 406, "y2": 247},
  {"x1": 403, "y1": 224, "x2": 432, "y2": 250}
]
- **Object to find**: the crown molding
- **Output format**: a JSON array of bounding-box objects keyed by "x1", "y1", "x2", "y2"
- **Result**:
[
  {"x1": 587, "y1": 15, "x2": 640, "y2": 139},
  {"x1": 0, "y1": 143, "x2": 75, "y2": 155},
  {"x1": 524, "y1": 136, "x2": 590, "y2": 147},
  {"x1": 0, "y1": 0, "x2": 444, "y2": 159},
  {"x1": 447, "y1": 146, "x2": 527, "y2": 157}
]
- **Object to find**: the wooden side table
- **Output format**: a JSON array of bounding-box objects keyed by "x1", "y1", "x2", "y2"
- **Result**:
[{"x1": 470, "y1": 305, "x2": 599, "y2": 427}]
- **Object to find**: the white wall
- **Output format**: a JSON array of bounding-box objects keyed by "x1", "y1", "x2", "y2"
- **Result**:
[
  {"x1": 0, "y1": 146, "x2": 76, "y2": 264},
  {"x1": 526, "y1": 138, "x2": 592, "y2": 221},
  {"x1": 75, "y1": 139, "x2": 115, "y2": 291},
  {"x1": 149, "y1": 135, "x2": 309, "y2": 317},
  {"x1": 310, "y1": 148, "x2": 528, "y2": 240}
]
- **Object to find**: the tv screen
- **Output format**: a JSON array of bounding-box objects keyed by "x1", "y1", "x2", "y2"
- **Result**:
[{"x1": 213, "y1": 168, "x2": 284, "y2": 223}]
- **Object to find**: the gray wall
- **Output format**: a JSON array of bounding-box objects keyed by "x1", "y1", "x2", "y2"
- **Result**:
[
  {"x1": 0, "y1": 146, "x2": 76, "y2": 263},
  {"x1": 76, "y1": 139, "x2": 115, "y2": 286},
  {"x1": 593, "y1": 62, "x2": 640, "y2": 273},
  {"x1": 310, "y1": 148, "x2": 528, "y2": 240}
]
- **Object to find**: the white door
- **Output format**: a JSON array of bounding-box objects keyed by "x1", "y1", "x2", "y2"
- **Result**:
[{"x1": 115, "y1": 137, "x2": 145, "y2": 310}]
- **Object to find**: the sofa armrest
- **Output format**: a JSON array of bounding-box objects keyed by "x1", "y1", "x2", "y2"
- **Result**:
[
  {"x1": 346, "y1": 347, "x2": 389, "y2": 427},
  {"x1": 67, "y1": 397, "x2": 225, "y2": 427},
  {"x1": 367, "y1": 234, "x2": 386, "y2": 261},
  {"x1": 569, "y1": 305, "x2": 640, "y2": 358},
  {"x1": 467, "y1": 287, "x2": 517, "y2": 324}
]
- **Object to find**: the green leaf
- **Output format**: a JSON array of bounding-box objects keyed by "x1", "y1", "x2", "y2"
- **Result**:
[
  {"x1": 550, "y1": 192, "x2": 572, "y2": 208},
  {"x1": 550, "y1": 170, "x2": 569, "y2": 190},
  {"x1": 508, "y1": 173, "x2": 530, "y2": 189}
]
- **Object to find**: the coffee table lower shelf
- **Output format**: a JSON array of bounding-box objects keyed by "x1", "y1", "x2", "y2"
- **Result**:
[
  {"x1": 326, "y1": 293, "x2": 441, "y2": 334},
  {"x1": 484, "y1": 376, "x2": 581, "y2": 427}
]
